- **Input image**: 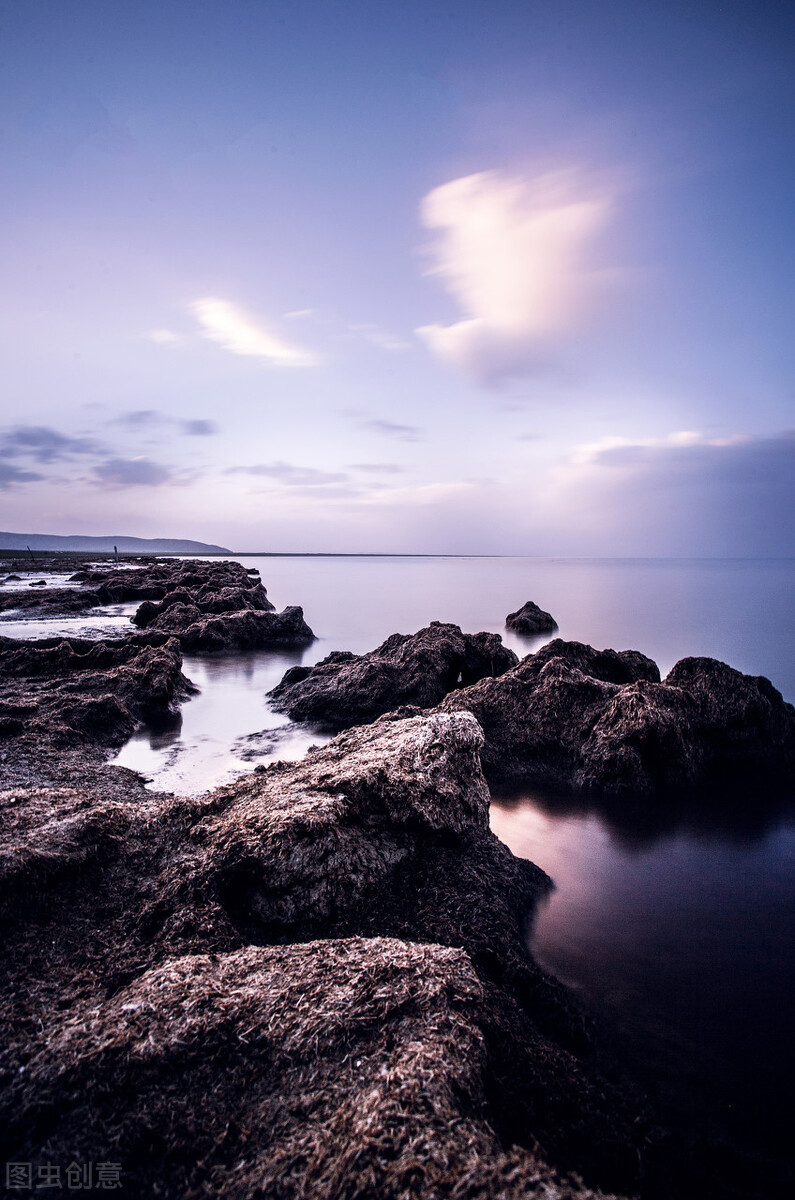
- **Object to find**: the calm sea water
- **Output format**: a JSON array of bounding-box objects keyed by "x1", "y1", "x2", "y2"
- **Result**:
[{"x1": 8, "y1": 556, "x2": 795, "y2": 1166}]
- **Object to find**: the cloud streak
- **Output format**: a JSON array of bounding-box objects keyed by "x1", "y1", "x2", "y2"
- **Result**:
[
  {"x1": 0, "y1": 425, "x2": 101, "y2": 463},
  {"x1": 191, "y1": 298, "x2": 318, "y2": 366},
  {"x1": 416, "y1": 169, "x2": 611, "y2": 382},
  {"x1": 361, "y1": 418, "x2": 422, "y2": 442},
  {"x1": 226, "y1": 462, "x2": 349, "y2": 487}
]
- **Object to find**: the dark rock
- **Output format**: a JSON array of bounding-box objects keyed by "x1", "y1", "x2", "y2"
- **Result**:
[
  {"x1": 440, "y1": 638, "x2": 795, "y2": 797},
  {"x1": 140, "y1": 603, "x2": 314, "y2": 651},
  {"x1": 269, "y1": 621, "x2": 518, "y2": 730},
  {"x1": 0, "y1": 587, "x2": 102, "y2": 616},
  {"x1": 3, "y1": 574, "x2": 22, "y2": 582},
  {"x1": 506, "y1": 599, "x2": 559, "y2": 634},
  {"x1": 29, "y1": 579, "x2": 47, "y2": 587},
  {"x1": 0, "y1": 709, "x2": 648, "y2": 1199},
  {"x1": 0, "y1": 633, "x2": 195, "y2": 748}
]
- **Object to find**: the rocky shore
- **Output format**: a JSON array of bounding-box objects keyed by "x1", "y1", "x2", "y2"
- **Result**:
[{"x1": 1, "y1": 557, "x2": 792, "y2": 1198}]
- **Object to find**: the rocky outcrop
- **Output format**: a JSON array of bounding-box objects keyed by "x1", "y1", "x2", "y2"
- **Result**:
[
  {"x1": 0, "y1": 587, "x2": 102, "y2": 616},
  {"x1": 440, "y1": 638, "x2": 795, "y2": 797},
  {"x1": 269, "y1": 621, "x2": 518, "y2": 729},
  {"x1": 0, "y1": 706, "x2": 656, "y2": 1200},
  {"x1": 136, "y1": 602, "x2": 315, "y2": 651},
  {"x1": 506, "y1": 599, "x2": 559, "y2": 634},
  {"x1": 0, "y1": 633, "x2": 194, "y2": 747},
  {"x1": 0, "y1": 939, "x2": 634, "y2": 1200},
  {"x1": 2, "y1": 638, "x2": 780, "y2": 1198}
]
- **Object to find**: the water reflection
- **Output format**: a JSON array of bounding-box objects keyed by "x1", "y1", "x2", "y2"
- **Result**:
[
  {"x1": 493, "y1": 779, "x2": 794, "y2": 851},
  {"x1": 490, "y1": 790, "x2": 795, "y2": 1162},
  {"x1": 112, "y1": 648, "x2": 331, "y2": 794}
]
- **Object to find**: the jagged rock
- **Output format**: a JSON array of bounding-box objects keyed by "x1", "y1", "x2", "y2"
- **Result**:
[
  {"x1": 506, "y1": 600, "x2": 559, "y2": 634},
  {"x1": 0, "y1": 587, "x2": 102, "y2": 616},
  {"x1": 269, "y1": 621, "x2": 518, "y2": 729},
  {"x1": 138, "y1": 603, "x2": 314, "y2": 651},
  {"x1": 0, "y1": 939, "x2": 636, "y2": 1200},
  {"x1": 0, "y1": 709, "x2": 650, "y2": 1199},
  {"x1": 132, "y1": 580, "x2": 275, "y2": 627},
  {"x1": 439, "y1": 638, "x2": 795, "y2": 797},
  {"x1": 0, "y1": 633, "x2": 194, "y2": 747}
]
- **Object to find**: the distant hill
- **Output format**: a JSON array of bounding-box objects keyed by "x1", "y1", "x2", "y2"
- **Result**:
[{"x1": 0, "y1": 532, "x2": 231, "y2": 555}]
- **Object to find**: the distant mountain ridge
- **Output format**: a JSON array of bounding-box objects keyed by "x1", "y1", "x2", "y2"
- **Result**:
[{"x1": 0, "y1": 532, "x2": 231, "y2": 554}]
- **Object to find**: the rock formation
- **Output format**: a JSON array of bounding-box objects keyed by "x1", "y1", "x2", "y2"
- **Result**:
[
  {"x1": 0, "y1": 703, "x2": 655, "y2": 1200},
  {"x1": 506, "y1": 599, "x2": 559, "y2": 634},
  {"x1": 440, "y1": 638, "x2": 795, "y2": 796},
  {"x1": 269, "y1": 621, "x2": 518, "y2": 729}
]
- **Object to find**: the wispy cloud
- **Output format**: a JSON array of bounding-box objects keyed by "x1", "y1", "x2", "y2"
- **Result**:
[
  {"x1": 361, "y1": 418, "x2": 423, "y2": 442},
  {"x1": 111, "y1": 411, "x2": 219, "y2": 437},
  {"x1": 0, "y1": 462, "x2": 45, "y2": 489},
  {"x1": 225, "y1": 461, "x2": 349, "y2": 487},
  {"x1": 0, "y1": 425, "x2": 102, "y2": 463},
  {"x1": 191, "y1": 297, "x2": 318, "y2": 366},
  {"x1": 92, "y1": 457, "x2": 177, "y2": 488},
  {"x1": 182, "y1": 419, "x2": 217, "y2": 436},
  {"x1": 416, "y1": 169, "x2": 612, "y2": 383},
  {"x1": 549, "y1": 429, "x2": 795, "y2": 556}
]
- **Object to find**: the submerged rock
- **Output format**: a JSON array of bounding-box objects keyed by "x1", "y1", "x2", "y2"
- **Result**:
[
  {"x1": 506, "y1": 599, "x2": 559, "y2": 634},
  {"x1": 440, "y1": 638, "x2": 795, "y2": 797},
  {"x1": 269, "y1": 621, "x2": 518, "y2": 729}
]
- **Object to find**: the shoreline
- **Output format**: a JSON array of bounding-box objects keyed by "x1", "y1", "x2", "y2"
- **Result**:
[{"x1": 1, "y1": 556, "x2": 793, "y2": 1198}]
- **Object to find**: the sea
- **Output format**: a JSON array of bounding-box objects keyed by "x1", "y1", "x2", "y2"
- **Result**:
[{"x1": 4, "y1": 554, "x2": 794, "y2": 1169}]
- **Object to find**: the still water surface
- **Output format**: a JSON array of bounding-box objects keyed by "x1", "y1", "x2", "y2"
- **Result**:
[{"x1": 13, "y1": 556, "x2": 795, "y2": 1164}]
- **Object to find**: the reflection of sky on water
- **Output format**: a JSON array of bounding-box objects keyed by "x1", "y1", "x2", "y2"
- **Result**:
[
  {"x1": 112, "y1": 650, "x2": 332, "y2": 794},
  {"x1": 490, "y1": 792, "x2": 795, "y2": 1155}
]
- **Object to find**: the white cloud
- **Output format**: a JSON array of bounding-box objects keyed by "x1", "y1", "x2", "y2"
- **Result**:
[
  {"x1": 148, "y1": 329, "x2": 181, "y2": 345},
  {"x1": 191, "y1": 297, "x2": 318, "y2": 366},
  {"x1": 416, "y1": 169, "x2": 612, "y2": 381}
]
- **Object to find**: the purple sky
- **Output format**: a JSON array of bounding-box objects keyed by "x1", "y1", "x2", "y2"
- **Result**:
[{"x1": 1, "y1": 0, "x2": 793, "y2": 553}]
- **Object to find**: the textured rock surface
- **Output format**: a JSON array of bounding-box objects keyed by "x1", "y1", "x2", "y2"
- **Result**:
[
  {"x1": 440, "y1": 638, "x2": 795, "y2": 796},
  {"x1": 137, "y1": 601, "x2": 314, "y2": 651},
  {"x1": 270, "y1": 621, "x2": 518, "y2": 729},
  {"x1": 506, "y1": 599, "x2": 559, "y2": 634},
  {"x1": 0, "y1": 632, "x2": 193, "y2": 747},
  {"x1": 0, "y1": 939, "x2": 635, "y2": 1200},
  {"x1": 0, "y1": 708, "x2": 659, "y2": 1200}
]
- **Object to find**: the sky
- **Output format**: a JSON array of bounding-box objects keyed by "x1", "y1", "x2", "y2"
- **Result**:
[{"x1": 1, "y1": 0, "x2": 793, "y2": 554}]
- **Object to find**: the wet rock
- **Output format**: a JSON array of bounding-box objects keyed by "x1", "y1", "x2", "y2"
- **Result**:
[
  {"x1": 0, "y1": 709, "x2": 648, "y2": 1199},
  {"x1": 3, "y1": 574, "x2": 22, "y2": 582},
  {"x1": 139, "y1": 603, "x2": 315, "y2": 651},
  {"x1": 440, "y1": 638, "x2": 795, "y2": 797},
  {"x1": 270, "y1": 621, "x2": 518, "y2": 730},
  {"x1": 0, "y1": 633, "x2": 194, "y2": 748},
  {"x1": 506, "y1": 599, "x2": 559, "y2": 634},
  {"x1": 0, "y1": 587, "x2": 102, "y2": 616}
]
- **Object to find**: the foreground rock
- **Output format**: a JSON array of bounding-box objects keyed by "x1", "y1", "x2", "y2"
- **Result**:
[
  {"x1": 440, "y1": 639, "x2": 795, "y2": 797},
  {"x1": 270, "y1": 621, "x2": 518, "y2": 729},
  {"x1": 506, "y1": 599, "x2": 559, "y2": 634},
  {"x1": 1, "y1": 707, "x2": 662, "y2": 1200}
]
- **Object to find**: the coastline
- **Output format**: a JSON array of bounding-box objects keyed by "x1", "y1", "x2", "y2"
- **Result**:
[{"x1": 1, "y1": 555, "x2": 793, "y2": 1198}]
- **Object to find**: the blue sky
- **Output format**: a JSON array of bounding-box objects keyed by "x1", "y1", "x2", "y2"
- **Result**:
[{"x1": 1, "y1": 0, "x2": 793, "y2": 553}]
